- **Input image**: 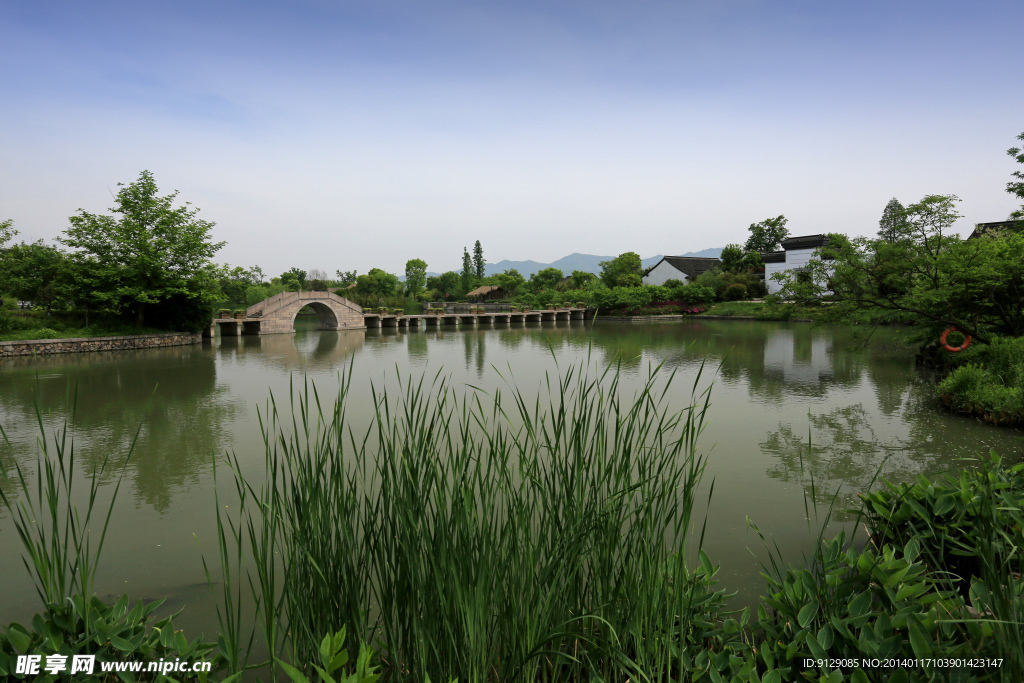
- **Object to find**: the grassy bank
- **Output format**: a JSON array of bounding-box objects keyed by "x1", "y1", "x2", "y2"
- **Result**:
[
  {"x1": 2, "y1": 364, "x2": 1022, "y2": 681},
  {"x1": 0, "y1": 308, "x2": 167, "y2": 342},
  {"x1": 702, "y1": 301, "x2": 819, "y2": 320},
  {"x1": 939, "y1": 335, "x2": 1024, "y2": 426}
]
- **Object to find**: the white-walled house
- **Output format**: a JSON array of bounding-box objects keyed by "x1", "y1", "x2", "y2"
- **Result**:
[
  {"x1": 642, "y1": 256, "x2": 721, "y2": 285},
  {"x1": 764, "y1": 234, "x2": 833, "y2": 295}
]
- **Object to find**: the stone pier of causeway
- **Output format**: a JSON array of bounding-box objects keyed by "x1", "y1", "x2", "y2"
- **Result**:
[{"x1": 210, "y1": 293, "x2": 594, "y2": 337}]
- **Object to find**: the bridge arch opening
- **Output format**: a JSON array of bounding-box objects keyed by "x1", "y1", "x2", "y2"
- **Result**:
[{"x1": 292, "y1": 301, "x2": 339, "y2": 330}]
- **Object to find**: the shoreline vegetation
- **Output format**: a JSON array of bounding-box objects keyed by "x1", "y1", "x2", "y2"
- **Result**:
[{"x1": 2, "y1": 363, "x2": 1022, "y2": 682}]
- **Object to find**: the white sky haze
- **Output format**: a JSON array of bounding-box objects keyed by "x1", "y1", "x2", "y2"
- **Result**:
[{"x1": 2, "y1": 0, "x2": 1022, "y2": 276}]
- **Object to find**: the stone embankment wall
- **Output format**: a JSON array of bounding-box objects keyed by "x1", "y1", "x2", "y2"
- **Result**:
[{"x1": 0, "y1": 332, "x2": 201, "y2": 357}]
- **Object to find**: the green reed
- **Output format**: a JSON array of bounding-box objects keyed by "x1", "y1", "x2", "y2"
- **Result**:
[
  {"x1": 211, "y1": 356, "x2": 724, "y2": 681},
  {"x1": 0, "y1": 382, "x2": 138, "y2": 632},
  {"x1": 0, "y1": 385, "x2": 140, "y2": 647}
]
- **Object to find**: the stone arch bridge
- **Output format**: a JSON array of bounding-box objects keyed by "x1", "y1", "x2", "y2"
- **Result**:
[{"x1": 212, "y1": 291, "x2": 365, "y2": 336}]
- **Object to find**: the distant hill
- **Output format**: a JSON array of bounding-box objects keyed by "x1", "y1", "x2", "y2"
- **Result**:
[
  {"x1": 408, "y1": 249, "x2": 723, "y2": 280},
  {"x1": 673, "y1": 247, "x2": 723, "y2": 259},
  {"x1": 485, "y1": 253, "x2": 665, "y2": 278}
]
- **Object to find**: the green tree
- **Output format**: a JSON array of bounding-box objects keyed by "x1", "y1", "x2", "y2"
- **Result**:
[
  {"x1": 530, "y1": 267, "x2": 564, "y2": 292},
  {"x1": 59, "y1": 170, "x2": 225, "y2": 327},
  {"x1": 719, "y1": 244, "x2": 763, "y2": 273},
  {"x1": 283, "y1": 267, "x2": 307, "y2": 288},
  {"x1": 404, "y1": 259, "x2": 428, "y2": 297},
  {"x1": 599, "y1": 252, "x2": 642, "y2": 288},
  {"x1": 0, "y1": 218, "x2": 16, "y2": 249},
  {"x1": 217, "y1": 265, "x2": 263, "y2": 304},
  {"x1": 280, "y1": 271, "x2": 302, "y2": 291},
  {"x1": 461, "y1": 247, "x2": 475, "y2": 292},
  {"x1": 495, "y1": 268, "x2": 526, "y2": 297},
  {"x1": 1008, "y1": 130, "x2": 1024, "y2": 220},
  {"x1": 427, "y1": 271, "x2": 461, "y2": 298},
  {"x1": 744, "y1": 215, "x2": 790, "y2": 253},
  {"x1": 473, "y1": 240, "x2": 485, "y2": 279},
  {"x1": 354, "y1": 268, "x2": 400, "y2": 305},
  {"x1": 0, "y1": 240, "x2": 68, "y2": 313},
  {"x1": 877, "y1": 198, "x2": 909, "y2": 243},
  {"x1": 335, "y1": 270, "x2": 357, "y2": 286},
  {"x1": 778, "y1": 194, "x2": 1024, "y2": 342},
  {"x1": 569, "y1": 270, "x2": 596, "y2": 288}
]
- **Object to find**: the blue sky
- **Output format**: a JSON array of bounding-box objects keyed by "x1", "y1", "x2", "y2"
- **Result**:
[{"x1": 2, "y1": 0, "x2": 1022, "y2": 276}]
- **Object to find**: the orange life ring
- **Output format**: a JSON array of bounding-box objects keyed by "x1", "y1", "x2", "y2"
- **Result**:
[{"x1": 940, "y1": 327, "x2": 971, "y2": 353}]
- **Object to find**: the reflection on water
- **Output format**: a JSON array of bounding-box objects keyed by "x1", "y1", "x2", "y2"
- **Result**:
[{"x1": 1, "y1": 319, "x2": 1022, "y2": 629}]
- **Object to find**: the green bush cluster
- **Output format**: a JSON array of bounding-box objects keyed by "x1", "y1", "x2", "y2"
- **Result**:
[
  {"x1": 939, "y1": 336, "x2": 1024, "y2": 426},
  {"x1": 753, "y1": 453, "x2": 1024, "y2": 682},
  {"x1": 0, "y1": 311, "x2": 32, "y2": 335},
  {"x1": 724, "y1": 283, "x2": 748, "y2": 301},
  {"x1": 695, "y1": 270, "x2": 768, "y2": 301},
  {"x1": 0, "y1": 595, "x2": 218, "y2": 681}
]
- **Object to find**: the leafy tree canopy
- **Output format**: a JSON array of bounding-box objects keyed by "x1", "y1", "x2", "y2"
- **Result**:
[
  {"x1": 0, "y1": 240, "x2": 68, "y2": 312},
  {"x1": 427, "y1": 271, "x2": 461, "y2": 298},
  {"x1": 569, "y1": 270, "x2": 597, "y2": 289},
  {"x1": 335, "y1": 270, "x2": 357, "y2": 286},
  {"x1": 1008, "y1": 130, "x2": 1024, "y2": 220},
  {"x1": 599, "y1": 252, "x2": 642, "y2": 288},
  {"x1": 744, "y1": 215, "x2": 789, "y2": 253},
  {"x1": 778, "y1": 194, "x2": 1024, "y2": 342},
  {"x1": 58, "y1": 170, "x2": 225, "y2": 327},
  {"x1": 495, "y1": 269, "x2": 525, "y2": 296},
  {"x1": 877, "y1": 198, "x2": 909, "y2": 243},
  {"x1": 0, "y1": 218, "x2": 16, "y2": 248},
  {"x1": 280, "y1": 271, "x2": 302, "y2": 291},
  {"x1": 355, "y1": 268, "x2": 400, "y2": 301},
  {"x1": 282, "y1": 267, "x2": 307, "y2": 289},
  {"x1": 530, "y1": 267, "x2": 564, "y2": 292},
  {"x1": 404, "y1": 259, "x2": 428, "y2": 297},
  {"x1": 719, "y1": 244, "x2": 763, "y2": 273}
]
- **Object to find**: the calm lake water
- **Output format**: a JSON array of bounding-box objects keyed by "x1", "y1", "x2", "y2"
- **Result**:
[{"x1": 1, "y1": 318, "x2": 1022, "y2": 636}]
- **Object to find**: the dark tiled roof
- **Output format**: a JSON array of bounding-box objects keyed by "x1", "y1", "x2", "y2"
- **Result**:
[
  {"x1": 968, "y1": 220, "x2": 1023, "y2": 240},
  {"x1": 761, "y1": 250, "x2": 786, "y2": 264},
  {"x1": 657, "y1": 256, "x2": 721, "y2": 278},
  {"x1": 780, "y1": 234, "x2": 830, "y2": 250}
]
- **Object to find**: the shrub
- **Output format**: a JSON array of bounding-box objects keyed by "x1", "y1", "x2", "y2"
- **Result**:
[
  {"x1": 612, "y1": 286, "x2": 654, "y2": 311},
  {"x1": 0, "y1": 312, "x2": 31, "y2": 335},
  {"x1": 646, "y1": 285, "x2": 671, "y2": 303},
  {"x1": 724, "y1": 283, "x2": 748, "y2": 301},
  {"x1": 31, "y1": 327, "x2": 61, "y2": 339},
  {"x1": 144, "y1": 293, "x2": 213, "y2": 333},
  {"x1": 673, "y1": 284, "x2": 716, "y2": 305},
  {"x1": 939, "y1": 335, "x2": 1024, "y2": 425}
]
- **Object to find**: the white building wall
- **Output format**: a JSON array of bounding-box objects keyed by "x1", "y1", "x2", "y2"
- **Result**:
[
  {"x1": 765, "y1": 247, "x2": 825, "y2": 295},
  {"x1": 765, "y1": 262, "x2": 788, "y2": 294},
  {"x1": 781, "y1": 247, "x2": 820, "y2": 270},
  {"x1": 643, "y1": 260, "x2": 691, "y2": 286}
]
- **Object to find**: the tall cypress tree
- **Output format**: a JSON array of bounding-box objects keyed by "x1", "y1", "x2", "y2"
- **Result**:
[
  {"x1": 461, "y1": 247, "x2": 474, "y2": 292},
  {"x1": 473, "y1": 240, "x2": 485, "y2": 278},
  {"x1": 877, "y1": 198, "x2": 907, "y2": 243}
]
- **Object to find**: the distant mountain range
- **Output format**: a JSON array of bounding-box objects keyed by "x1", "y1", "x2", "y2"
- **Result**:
[
  {"x1": 411, "y1": 249, "x2": 723, "y2": 280},
  {"x1": 482, "y1": 249, "x2": 723, "y2": 278}
]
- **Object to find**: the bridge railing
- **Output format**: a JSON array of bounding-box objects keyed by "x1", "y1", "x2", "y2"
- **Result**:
[
  {"x1": 246, "y1": 290, "x2": 363, "y2": 318},
  {"x1": 246, "y1": 290, "x2": 299, "y2": 317}
]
